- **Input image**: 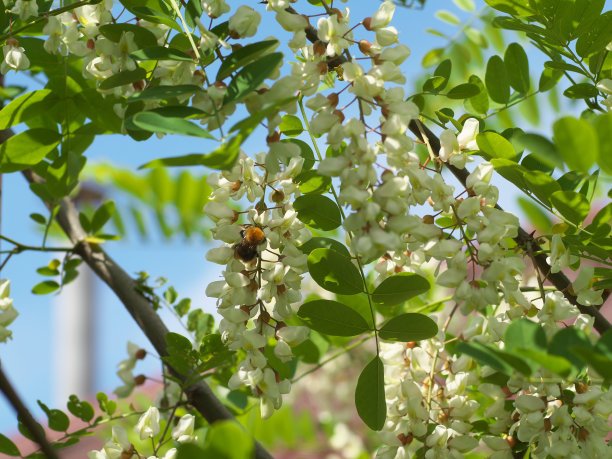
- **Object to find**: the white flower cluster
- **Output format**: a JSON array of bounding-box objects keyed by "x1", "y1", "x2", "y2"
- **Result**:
[
  {"x1": 88, "y1": 406, "x2": 197, "y2": 459},
  {"x1": 375, "y1": 288, "x2": 612, "y2": 458},
  {"x1": 0, "y1": 279, "x2": 18, "y2": 343},
  {"x1": 204, "y1": 153, "x2": 312, "y2": 419}
]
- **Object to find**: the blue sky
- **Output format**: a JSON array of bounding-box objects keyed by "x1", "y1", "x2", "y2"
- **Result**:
[{"x1": 0, "y1": 0, "x2": 590, "y2": 435}]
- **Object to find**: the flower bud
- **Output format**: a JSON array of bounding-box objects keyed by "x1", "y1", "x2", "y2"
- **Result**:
[{"x1": 135, "y1": 406, "x2": 160, "y2": 440}]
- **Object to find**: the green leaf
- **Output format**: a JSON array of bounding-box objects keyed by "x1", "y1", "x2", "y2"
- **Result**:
[
  {"x1": 298, "y1": 300, "x2": 370, "y2": 336},
  {"x1": 453, "y1": 0, "x2": 475, "y2": 11},
  {"x1": 0, "y1": 85, "x2": 26, "y2": 101},
  {"x1": 466, "y1": 27, "x2": 488, "y2": 48},
  {"x1": 548, "y1": 326, "x2": 592, "y2": 372},
  {"x1": 216, "y1": 39, "x2": 279, "y2": 80},
  {"x1": 516, "y1": 133, "x2": 559, "y2": 170},
  {"x1": 127, "y1": 85, "x2": 204, "y2": 103},
  {"x1": 505, "y1": 318, "x2": 547, "y2": 352},
  {"x1": 435, "y1": 10, "x2": 460, "y2": 25},
  {"x1": 423, "y1": 76, "x2": 447, "y2": 93},
  {"x1": 504, "y1": 43, "x2": 530, "y2": 93},
  {"x1": 485, "y1": 55, "x2": 510, "y2": 104},
  {"x1": 293, "y1": 331, "x2": 329, "y2": 364},
  {"x1": 517, "y1": 197, "x2": 552, "y2": 231},
  {"x1": 372, "y1": 272, "x2": 430, "y2": 307},
  {"x1": 30, "y1": 213, "x2": 46, "y2": 225},
  {"x1": 166, "y1": 331, "x2": 193, "y2": 352},
  {"x1": 296, "y1": 170, "x2": 331, "y2": 194},
  {"x1": 445, "y1": 83, "x2": 480, "y2": 99},
  {"x1": 0, "y1": 434, "x2": 20, "y2": 456},
  {"x1": 355, "y1": 356, "x2": 386, "y2": 431},
  {"x1": 32, "y1": 280, "x2": 60, "y2": 295},
  {"x1": 150, "y1": 106, "x2": 206, "y2": 119},
  {"x1": 522, "y1": 169, "x2": 560, "y2": 205},
  {"x1": 421, "y1": 48, "x2": 444, "y2": 68},
  {"x1": 571, "y1": 347, "x2": 612, "y2": 381},
  {"x1": 282, "y1": 138, "x2": 314, "y2": 170},
  {"x1": 140, "y1": 134, "x2": 242, "y2": 170},
  {"x1": 544, "y1": 60, "x2": 585, "y2": 74},
  {"x1": 278, "y1": 114, "x2": 303, "y2": 137},
  {"x1": 298, "y1": 237, "x2": 351, "y2": 257},
  {"x1": 99, "y1": 67, "x2": 147, "y2": 90},
  {"x1": 563, "y1": 83, "x2": 598, "y2": 99},
  {"x1": 91, "y1": 201, "x2": 116, "y2": 234},
  {"x1": 550, "y1": 190, "x2": 590, "y2": 225},
  {"x1": 476, "y1": 131, "x2": 516, "y2": 160},
  {"x1": 198, "y1": 420, "x2": 254, "y2": 459},
  {"x1": 378, "y1": 313, "x2": 438, "y2": 342},
  {"x1": 595, "y1": 329, "x2": 612, "y2": 358},
  {"x1": 0, "y1": 129, "x2": 61, "y2": 173},
  {"x1": 131, "y1": 6, "x2": 181, "y2": 32},
  {"x1": 484, "y1": 0, "x2": 532, "y2": 16},
  {"x1": 467, "y1": 75, "x2": 489, "y2": 114},
  {"x1": 434, "y1": 59, "x2": 452, "y2": 81},
  {"x1": 576, "y1": 11, "x2": 612, "y2": 57},
  {"x1": 37, "y1": 400, "x2": 70, "y2": 432},
  {"x1": 553, "y1": 117, "x2": 598, "y2": 173},
  {"x1": 0, "y1": 89, "x2": 59, "y2": 129},
  {"x1": 515, "y1": 348, "x2": 572, "y2": 377},
  {"x1": 307, "y1": 248, "x2": 363, "y2": 295},
  {"x1": 538, "y1": 67, "x2": 563, "y2": 92},
  {"x1": 67, "y1": 395, "x2": 94, "y2": 422},
  {"x1": 37, "y1": 266, "x2": 59, "y2": 276},
  {"x1": 456, "y1": 341, "x2": 513, "y2": 374},
  {"x1": 99, "y1": 23, "x2": 159, "y2": 48},
  {"x1": 593, "y1": 113, "x2": 612, "y2": 174},
  {"x1": 130, "y1": 111, "x2": 215, "y2": 138},
  {"x1": 294, "y1": 194, "x2": 341, "y2": 231},
  {"x1": 130, "y1": 46, "x2": 193, "y2": 62},
  {"x1": 17, "y1": 419, "x2": 45, "y2": 443},
  {"x1": 224, "y1": 52, "x2": 283, "y2": 104}
]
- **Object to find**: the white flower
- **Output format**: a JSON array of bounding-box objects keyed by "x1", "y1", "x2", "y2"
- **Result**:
[
  {"x1": 379, "y1": 44, "x2": 411, "y2": 65},
  {"x1": 135, "y1": 406, "x2": 160, "y2": 440},
  {"x1": 368, "y1": 1, "x2": 395, "y2": 29},
  {"x1": 317, "y1": 15, "x2": 350, "y2": 56},
  {"x1": 547, "y1": 234, "x2": 573, "y2": 273},
  {"x1": 596, "y1": 79, "x2": 612, "y2": 95},
  {"x1": 201, "y1": 0, "x2": 229, "y2": 18},
  {"x1": 456, "y1": 118, "x2": 479, "y2": 150},
  {"x1": 10, "y1": 0, "x2": 38, "y2": 21},
  {"x1": 172, "y1": 414, "x2": 196, "y2": 443},
  {"x1": 0, "y1": 279, "x2": 17, "y2": 343},
  {"x1": 229, "y1": 6, "x2": 261, "y2": 38},
  {"x1": 572, "y1": 266, "x2": 603, "y2": 306},
  {"x1": 375, "y1": 27, "x2": 399, "y2": 47},
  {"x1": 276, "y1": 325, "x2": 309, "y2": 346},
  {"x1": 1, "y1": 40, "x2": 30, "y2": 74},
  {"x1": 276, "y1": 10, "x2": 308, "y2": 32},
  {"x1": 103, "y1": 425, "x2": 131, "y2": 457}
]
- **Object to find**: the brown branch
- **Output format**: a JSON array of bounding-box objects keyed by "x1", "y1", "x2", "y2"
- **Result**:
[
  {"x1": 0, "y1": 362, "x2": 60, "y2": 459},
  {"x1": 19, "y1": 170, "x2": 274, "y2": 459},
  {"x1": 408, "y1": 120, "x2": 611, "y2": 335}
]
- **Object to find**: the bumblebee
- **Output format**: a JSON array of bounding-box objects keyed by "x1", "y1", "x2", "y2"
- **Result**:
[{"x1": 233, "y1": 226, "x2": 266, "y2": 262}]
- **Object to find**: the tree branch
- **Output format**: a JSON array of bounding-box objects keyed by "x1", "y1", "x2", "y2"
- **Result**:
[
  {"x1": 0, "y1": 362, "x2": 60, "y2": 459},
  {"x1": 20, "y1": 170, "x2": 273, "y2": 459},
  {"x1": 408, "y1": 120, "x2": 611, "y2": 335}
]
